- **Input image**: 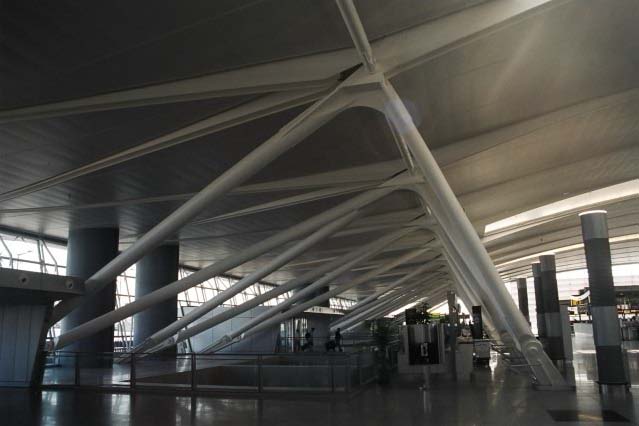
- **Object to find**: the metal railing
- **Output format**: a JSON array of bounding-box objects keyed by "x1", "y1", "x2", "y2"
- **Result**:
[
  {"x1": 275, "y1": 334, "x2": 375, "y2": 353},
  {"x1": 41, "y1": 350, "x2": 378, "y2": 395},
  {"x1": 491, "y1": 343, "x2": 541, "y2": 379}
]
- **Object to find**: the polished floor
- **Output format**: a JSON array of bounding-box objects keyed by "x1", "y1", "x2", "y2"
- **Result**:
[{"x1": 4, "y1": 345, "x2": 639, "y2": 426}]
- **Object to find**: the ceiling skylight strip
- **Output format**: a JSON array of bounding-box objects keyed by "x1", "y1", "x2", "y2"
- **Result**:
[
  {"x1": 484, "y1": 179, "x2": 639, "y2": 235},
  {"x1": 496, "y1": 234, "x2": 639, "y2": 268}
]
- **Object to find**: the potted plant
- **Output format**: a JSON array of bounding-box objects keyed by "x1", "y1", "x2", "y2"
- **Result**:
[{"x1": 369, "y1": 318, "x2": 394, "y2": 385}]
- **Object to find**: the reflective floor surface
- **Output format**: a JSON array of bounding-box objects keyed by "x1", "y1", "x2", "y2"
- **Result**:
[{"x1": 4, "y1": 343, "x2": 639, "y2": 426}]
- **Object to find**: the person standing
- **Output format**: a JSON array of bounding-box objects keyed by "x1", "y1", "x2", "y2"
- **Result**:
[
  {"x1": 335, "y1": 328, "x2": 343, "y2": 352},
  {"x1": 294, "y1": 328, "x2": 301, "y2": 352},
  {"x1": 304, "y1": 328, "x2": 315, "y2": 351}
]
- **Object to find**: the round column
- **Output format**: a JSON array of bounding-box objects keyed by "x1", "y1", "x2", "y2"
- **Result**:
[
  {"x1": 60, "y1": 228, "x2": 119, "y2": 358},
  {"x1": 516, "y1": 278, "x2": 530, "y2": 324},
  {"x1": 579, "y1": 210, "x2": 627, "y2": 389},
  {"x1": 532, "y1": 263, "x2": 547, "y2": 340},
  {"x1": 134, "y1": 244, "x2": 179, "y2": 351},
  {"x1": 539, "y1": 255, "x2": 564, "y2": 362}
]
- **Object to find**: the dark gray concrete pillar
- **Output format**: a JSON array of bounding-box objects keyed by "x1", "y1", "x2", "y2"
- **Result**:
[
  {"x1": 60, "y1": 227, "x2": 119, "y2": 356},
  {"x1": 447, "y1": 291, "x2": 458, "y2": 377},
  {"x1": 579, "y1": 211, "x2": 627, "y2": 388},
  {"x1": 532, "y1": 263, "x2": 547, "y2": 340},
  {"x1": 471, "y1": 305, "x2": 483, "y2": 339},
  {"x1": 133, "y1": 244, "x2": 179, "y2": 351},
  {"x1": 539, "y1": 255, "x2": 565, "y2": 361},
  {"x1": 516, "y1": 278, "x2": 530, "y2": 324}
]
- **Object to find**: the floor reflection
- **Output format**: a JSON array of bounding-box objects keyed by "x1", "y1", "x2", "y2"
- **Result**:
[{"x1": 4, "y1": 340, "x2": 639, "y2": 425}]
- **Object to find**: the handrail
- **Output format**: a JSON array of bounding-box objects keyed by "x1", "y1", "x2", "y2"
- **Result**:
[
  {"x1": 48, "y1": 350, "x2": 364, "y2": 357},
  {"x1": 42, "y1": 349, "x2": 382, "y2": 395}
]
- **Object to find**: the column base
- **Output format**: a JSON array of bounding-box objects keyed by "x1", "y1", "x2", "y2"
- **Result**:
[
  {"x1": 599, "y1": 383, "x2": 630, "y2": 396},
  {"x1": 553, "y1": 359, "x2": 572, "y2": 371}
]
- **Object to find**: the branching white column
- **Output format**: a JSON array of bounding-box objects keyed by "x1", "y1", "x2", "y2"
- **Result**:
[
  {"x1": 347, "y1": 267, "x2": 443, "y2": 314},
  {"x1": 131, "y1": 210, "x2": 360, "y2": 353},
  {"x1": 54, "y1": 178, "x2": 409, "y2": 350},
  {"x1": 343, "y1": 285, "x2": 452, "y2": 333},
  {"x1": 204, "y1": 247, "x2": 430, "y2": 352},
  {"x1": 331, "y1": 276, "x2": 430, "y2": 329},
  {"x1": 339, "y1": 291, "x2": 424, "y2": 331},
  {"x1": 376, "y1": 80, "x2": 566, "y2": 388},
  {"x1": 437, "y1": 230, "x2": 509, "y2": 342},
  {"x1": 155, "y1": 226, "x2": 417, "y2": 353},
  {"x1": 51, "y1": 84, "x2": 356, "y2": 326},
  {"x1": 336, "y1": 263, "x2": 441, "y2": 321},
  {"x1": 333, "y1": 280, "x2": 448, "y2": 332},
  {"x1": 444, "y1": 254, "x2": 503, "y2": 343},
  {"x1": 350, "y1": 284, "x2": 449, "y2": 331}
]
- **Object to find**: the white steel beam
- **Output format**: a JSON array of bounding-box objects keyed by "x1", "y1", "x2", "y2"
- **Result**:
[
  {"x1": 0, "y1": 0, "x2": 565, "y2": 124},
  {"x1": 0, "y1": 161, "x2": 407, "y2": 217},
  {"x1": 331, "y1": 279, "x2": 426, "y2": 329},
  {"x1": 0, "y1": 89, "x2": 326, "y2": 204},
  {"x1": 131, "y1": 210, "x2": 360, "y2": 353},
  {"x1": 347, "y1": 269, "x2": 444, "y2": 314},
  {"x1": 336, "y1": 0, "x2": 377, "y2": 73},
  {"x1": 53, "y1": 174, "x2": 412, "y2": 350},
  {"x1": 340, "y1": 287, "x2": 450, "y2": 333},
  {"x1": 336, "y1": 287, "x2": 424, "y2": 331},
  {"x1": 190, "y1": 184, "x2": 371, "y2": 226},
  {"x1": 0, "y1": 0, "x2": 568, "y2": 207},
  {"x1": 150, "y1": 226, "x2": 414, "y2": 353},
  {"x1": 340, "y1": 284, "x2": 450, "y2": 332},
  {"x1": 150, "y1": 205, "x2": 424, "y2": 248},
  {"x1": 0, "y1": 0, "x2": 569, "y2": 225},
  {"x1": 0, "y1": 49, "x2": 358, "y2": 122},
  {"x1": 50, "y1": 82, "x2": 358, "y2": 325},
  {"x1": 377, "y1": 79, "x2": 566, "y2": 387},
  {"x1": 244, "y1": 241, "x2": 433, "y2": 336},
  {"x1": 333, "y1": 0, "x2": 563, "y2": 381},
  {"x1": 205, "y1": 247, "x2": 429, "y2": 352},
  {"x1": 443, "y1": 249, "x2": 504, "y2": 343}
]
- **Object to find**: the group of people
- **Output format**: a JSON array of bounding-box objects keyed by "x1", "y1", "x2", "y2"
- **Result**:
[{"x1": 293, "y1": 327, "x2": 343, "y2": 352}]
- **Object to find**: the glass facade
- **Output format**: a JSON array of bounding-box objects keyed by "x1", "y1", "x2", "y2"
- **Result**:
[
  {"x1": 0, "y1": 230, "x2": 355, "y2": 350},
  {"x1": 505, "y1": 264, "x2": 639, "y2": 334}
]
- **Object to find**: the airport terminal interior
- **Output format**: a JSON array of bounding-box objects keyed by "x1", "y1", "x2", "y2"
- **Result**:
[{"x1": 2, "y1": 0, "x2": 639, "y2": 424}]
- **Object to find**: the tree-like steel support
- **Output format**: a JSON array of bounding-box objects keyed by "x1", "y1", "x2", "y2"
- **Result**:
[
  {"x1": 44, "y1": 0, "x2": 570, "y2": 389},
  {"x1": 436, "y1": 229, "x2": 508, "y2": 342},
  {"x1": 345, "y1": 267, "x2": 444, "y2": 314},
  {"x1": 50, "y1": 82, "x2": 359, "y2": 326},
  {"x1": 224, "y1": 242, "x2": 433, "y2": 342},
  {"x1": 331, "y1": 264, "x2": 442, "y2": 325},
  {"x1": 340, "y1": 291, "x2": 424, "y2": 331},
  {"x1": 202, "y1": 247, "x2": 431, "y2": 352},
  {"x1": 130, "y1": 210, "x2": 359, "y2": 354},
  {"x1": 376, "y1": 80, "x2": 566, "y2": 388},
  {"x1": 54, "y1": 175, "x2": 415, "y2": 350},
  {"x1": 342, "y1": 285, "x2": 451, "y2": 333},
  {"x1": 148, "y1": 226, "x2": 416, "y2": 353},
  {"x1": 332, "y1": 279, "x2": 447, "y2": 332},
  {"x1": 444, "y1": 255, "x2": 503, "y2": 343},
  {"x1": 330, "y1": 0, "x2": 565, "y2": 387}
]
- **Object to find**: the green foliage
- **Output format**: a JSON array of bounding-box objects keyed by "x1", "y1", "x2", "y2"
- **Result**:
[
  {"x1": 371, "y1": 318, "x2": 393, "y2": 349},
  {"x1": 367, "y1": 318, "x2": 397, "y2": 385}
]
